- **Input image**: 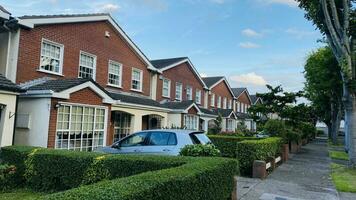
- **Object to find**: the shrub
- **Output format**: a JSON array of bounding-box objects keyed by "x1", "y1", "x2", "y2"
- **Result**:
[
  {"x1": 208, "y1": 135, "x2": 258, "y2": 158},
  {"x1": 180, "y1": 144, "x2": 221, "y2": 157},
  {"x1": 43, "y1": 157, "x2": 238, "y2": 200},
  {"x1": 236, "y1": 137, "x2": 283, "y2": 176},
  {"x1": 1, "y1": 146, "x2": 238, "y2": 200},
  {"x1": 263, "y1": 119, "x2": 287, "y2": 138},
  {"x1": 0, "y1": 146, "x2": 40, "y2": 186},
  {"x1": 0, "y1": 164, "x2": 17, "y2": 191},
  {"x1": 298, "y1": 122, "x2": 316, "y2": 139},
  {"x1": 286, "y1": 128, "x2": 301, "y2": 142}
]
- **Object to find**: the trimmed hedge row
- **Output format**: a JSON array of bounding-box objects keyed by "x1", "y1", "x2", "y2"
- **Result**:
[
  {"x1": 208, "y1": 135, "x2": 258, "y2": 158},
  {"x1": 236, "y1": 137, "x2": 284, "y2": 175},
  {"x1": 1, "y1": 146, "x2": 238, "y2": 200},
  {"x1": 43, "y1": 157, "x2": 236, "y2": 200}
]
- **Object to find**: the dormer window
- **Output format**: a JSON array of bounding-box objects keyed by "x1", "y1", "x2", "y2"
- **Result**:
[{"x1": 39, "y1": 39, "x2": 64, "y2": 75}]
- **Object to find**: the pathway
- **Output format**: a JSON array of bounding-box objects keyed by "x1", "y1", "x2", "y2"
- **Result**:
[{"x1": 236, "y1": 138, "x2": 354, "y2": 200}]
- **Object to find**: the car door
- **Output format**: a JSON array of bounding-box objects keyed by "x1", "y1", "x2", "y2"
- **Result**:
[
  {"x1": 117, "y1": 132, "x2": 149, "y2": 154},
  {"x1": 142, "y1": 131, "x2": 178, "y2": 155}
]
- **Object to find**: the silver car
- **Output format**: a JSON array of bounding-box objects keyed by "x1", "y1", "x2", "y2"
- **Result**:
[{"x1": 97, "y1": 129, "x2": 212, "y2": 156}]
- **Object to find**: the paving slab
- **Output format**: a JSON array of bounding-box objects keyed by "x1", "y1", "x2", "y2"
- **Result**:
[{"x1": 237, "y1": 138, "x2": 340, "y2": 200}]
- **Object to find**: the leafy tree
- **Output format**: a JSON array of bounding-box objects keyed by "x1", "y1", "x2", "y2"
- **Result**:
[
  {"x1": 304, "y1": 47, "x2": 343, "y2": 144},
  {"x1": 296, "y1": 0, "x2": 356, "y2": 164},
  {"x1": 213, "y1": 114, "x2": 223, "y2": 134},
  {"x1": 248, "y1": 85, "x2": 303, "y2": 121}
]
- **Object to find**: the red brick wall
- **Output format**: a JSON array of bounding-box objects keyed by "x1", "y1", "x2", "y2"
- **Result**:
[
  {"x1": 156, "y1": 62, "x2": 205, "y2": 105},
  {"x1": 47, "y1": 87, "x2": 112, "y2": 148},
  {"x1": 208, "y1": 81, "x2": 234, "y2": 109},
  {"x1": 237, "y1": 91, "x2": 251, "y2": 105},
  {"x1": 17, "y1": 21, "x2": 151, "y2": 96}
]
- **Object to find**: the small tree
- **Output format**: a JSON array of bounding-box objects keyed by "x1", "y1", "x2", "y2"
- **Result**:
[{"x1": 213, "y1": 114, "x2": 223, "y2": 134}]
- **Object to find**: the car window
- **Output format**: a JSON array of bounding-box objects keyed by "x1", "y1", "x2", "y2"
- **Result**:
[
  {"x1": 120, "y1": 132, "x2": 148, "y2": 147},
  {"x1": 148, "y1": 132, "x2": 177, "y2": 146},
  {"x1": 189, "y1": 133, "x2": 211, "y2": 144}
]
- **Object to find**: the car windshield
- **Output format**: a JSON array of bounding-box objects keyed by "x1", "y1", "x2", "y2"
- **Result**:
[{"x1": 190, "y1": 132, "x2": 212, "y2": 144}]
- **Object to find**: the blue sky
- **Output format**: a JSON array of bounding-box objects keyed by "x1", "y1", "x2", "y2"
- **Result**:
[{"x1": 1, "y1": 0, "x2": 324, "y2": 94}]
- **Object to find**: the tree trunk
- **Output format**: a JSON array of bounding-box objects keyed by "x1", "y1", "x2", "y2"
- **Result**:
[
  {"x1": 327, "y1": 124, "x2": 332, "y2": 139},
  {"x1": 330, "y1": 103, "x2": 341, "y2": 144}
]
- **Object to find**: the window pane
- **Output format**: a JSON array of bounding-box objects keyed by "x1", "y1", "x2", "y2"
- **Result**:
[
  {"x1": 120, "y1": 132, "x2": 148, "y2": 147},
  {"x1": 40, "y1": 41, "x2": 62, "y2": 73},
  {"x1": 148, "y1": 132, "x2": 175, "y2": 146}
]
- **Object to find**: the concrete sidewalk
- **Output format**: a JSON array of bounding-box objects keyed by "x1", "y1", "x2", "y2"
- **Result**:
[{"x1": 237, "y1": 138, "x2": 343, "y2": 200}]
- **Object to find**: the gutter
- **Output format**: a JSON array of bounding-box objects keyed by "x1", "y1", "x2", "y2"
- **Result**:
[{"x1": 12, "y1": 95, "x2": 19, "y2": 145}]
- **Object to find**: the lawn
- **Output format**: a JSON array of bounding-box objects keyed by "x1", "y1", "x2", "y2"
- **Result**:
[
  {"x1": 0, "y1": 189, "x2": 44, "y2": 200},
  {"x1": 329, "y1": 150, "x2": 349, "y2": 160},
  {"x1": 331, "y1": 163, "x2": 356, "y2": 193}
]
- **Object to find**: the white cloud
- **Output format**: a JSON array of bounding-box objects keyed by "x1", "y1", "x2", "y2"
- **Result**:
[
  {"x1": 239, "y1": 42, "x2": 261, "y2": 49},
  {"x1": 96, "y1": 3, "x2": 120, "y2": 13},
  {"x1": 260, "y1": 0, "x2": 298, "y2": 7},
  {"x1": 230, "y1": 72, "x2": 267, "y2": 86},
  {"x1": 285, "y1": 28, "x2": 317, "y2": 39},
  {"x1": 200, "y1": 73, "x2": 208, "y2": 77},
  {"x1": 241, "y1": 28, "x2": 263, "y2": 38}
]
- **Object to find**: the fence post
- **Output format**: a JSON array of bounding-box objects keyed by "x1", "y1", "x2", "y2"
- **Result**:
[
  {"x1": 253, "y1": 160, "x2": 267, "y2": 179},
  {"x1": 231, "y1": 176, "x2": 238, "y2": 200},
  {"x1": 281, "y1": 144, "x2": 289, "y2": 162}
]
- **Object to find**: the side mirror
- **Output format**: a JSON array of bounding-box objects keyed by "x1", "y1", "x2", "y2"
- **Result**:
[{"x1": 112, "y1": 142, "x2": 120, "y2": 149}]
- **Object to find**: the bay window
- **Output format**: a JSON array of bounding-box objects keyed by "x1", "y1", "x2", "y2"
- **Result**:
[
  {"x1": 226, "y1": 119, "x2": 234, "y2": 132},
  {"x1": 55, "y1": 104, "x2": 106, "y2": 151},
  {"x1": 184, "y1": 114, "x2": 199, "y2": 130}
]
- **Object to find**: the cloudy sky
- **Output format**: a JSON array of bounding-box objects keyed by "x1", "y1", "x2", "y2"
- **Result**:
[{"x1": 1, "y1": 0, "x2": 324, "y2": 94}]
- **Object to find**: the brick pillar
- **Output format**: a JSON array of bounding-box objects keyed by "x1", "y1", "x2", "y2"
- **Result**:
[
  {"x1": 281, "y1": 144, "x2": 289, "y2": 162},
  {"x1": 290, "y1": 141, "x2": 298, "y2": 153},
  {"x1": 231, "y1": 176, "x2": 238, "y2": 200},
  {"x1": 253, "y1": 160, "x2": 267, "y2": 179}
]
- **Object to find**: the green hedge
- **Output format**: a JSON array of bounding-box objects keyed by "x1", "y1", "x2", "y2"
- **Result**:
[
  {"x1": 1, "y1": 146, "x2": 238, "y2": 200},
  {"x1": 0, "y1": 146, "x2": 39, "y2": 186},
  {"x1": 208, "y1": 135, "x2": 258, "y2": 158},
  {"x1": 43, "y1": 157, "x2": 236, "y2": 200},
  {"x1": 236, "y1": 137, "x2": 283, "y2": 175}
]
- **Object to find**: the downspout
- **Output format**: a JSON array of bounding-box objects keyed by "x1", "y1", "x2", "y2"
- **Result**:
[{"x1": 11, "y1": 94, "x2": 19, "y2": 145}]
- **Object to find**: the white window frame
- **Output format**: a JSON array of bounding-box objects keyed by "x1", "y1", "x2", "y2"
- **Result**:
[
  {"x1": 217, "y1": 96, "x2": 221, "y2": 108},
  {"x1": 226, "y1": 119, "x2": 234, "y2": 132},
  {"x1": 162, "y1": 78, "x2": 171, "y2": 98},
  {"x1": 237, "y1": 102, "x2": 240, "y2": 112},
  {"x1": 186, "y1": 85, "x2": 193, "y2": 100},
  {"x1": 223, "y1": 97, "x2": 227, "y2": 109},
  {"x1": 210, "y1": 93, "x2": 215, "y2": 107},
  {"x1": 131, "y1": 68, "x2": 143, "y2": 92},
  {"x1": 107, "y1": 60, "x2": 123, "y2": 88},
  {"x1": 195, "y1": 89, "x2": 201, "y2": 104},
  {"x1": 39, "y1": 38, "x2": 64, "y2": 76},
  {"x1": 184, "y1": 114, "x2": 199, "y2": 130},
  {"x1": 175, "y1": 82, "x2": 183, "y2": 101},
  {"x1": 228, "y1": 99, "x2": 232, "y2": 109},
  {"x1": 78, "y1": 51, "x2": 97, "y2": 80},
  {"x1": 55, "y1": 103, "x2": 108, "y2": 151}
]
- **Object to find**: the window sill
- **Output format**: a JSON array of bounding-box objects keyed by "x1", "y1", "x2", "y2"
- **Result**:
[
  {"x1": 107, "y1": 84, "x2": 122, "y2": 89},
  {"x1": 162, "y1": 95, "x2": 171, "y2": 99},
  {"x1": 130, "y1": 88, "x2": 143, "y2": 93},
  {"x1": 37, "y1": 69, "x2": 64, "y2": 77}
]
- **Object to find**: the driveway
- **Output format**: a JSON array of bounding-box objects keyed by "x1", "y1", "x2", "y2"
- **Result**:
[{"x1": 236, "y1": 138, "x2": 353, "y2": 200}]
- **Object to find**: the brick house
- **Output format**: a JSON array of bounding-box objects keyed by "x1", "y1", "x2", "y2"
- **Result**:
[
  {"x1": 232, "y1": 88, "x2": 256, "y2": 132},
  {"x1": 0, "y1": 13, "x2": 172, "y2": 150},
  {"x1": 202, "y1": 76, "x2": 237, "y2": 132},
  {"x1": 150, "y1": 57, "x2": 216, "y2": 131}
]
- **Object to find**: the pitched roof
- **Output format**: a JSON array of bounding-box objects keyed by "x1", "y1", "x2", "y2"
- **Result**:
[
  {"x1": 250, "y1": 94, "x2": 260, "y2": 104},
  {"x1": 0, "y1": 74, "x2": 23, "y2": 93},
  {"x1": 213, "y1": 108, "x2": 236, "y2": 118},
  {"x1": 163, "y1": 100, "x2": 195, "y2": 110},
  {"x1": 150, "y1": 57, "x2": 188, "y2": 69},
  {"x1": 202, "y1": 76, "x2": 224, "y2": 88},
  {"x1": 18, "y1": 13, "x2": 108, "y2": 19},
  {"x1": 0, "y1": 5, "x2": 11, "y2": 15},
  {"x1": 232, "y1": 88, "x2": 246, "y2": 97},
  {"x1": 236, "y1": 112, "x2": 251, "y2": 119},
  {"x1": 110, "y1": 92, "x2": 164, "y2": 108},
  {"x1": 199, "y1": 107, "x2": 217, "y2": 116},
  {"x1": 25, "y1": 78, "x2": 91, "y2": 92}
]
